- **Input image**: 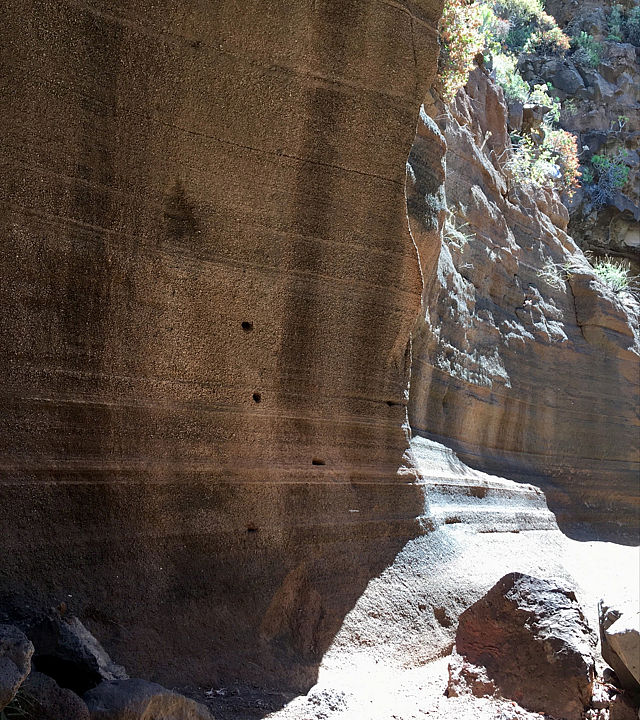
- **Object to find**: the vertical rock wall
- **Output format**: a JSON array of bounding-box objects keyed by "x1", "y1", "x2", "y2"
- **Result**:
[
  {"x1": 0, "y1": 0, "x2": 442, "y2": 689},
  {"x1": 408, "y1": 68, "x2": 640, "y2": 544}
]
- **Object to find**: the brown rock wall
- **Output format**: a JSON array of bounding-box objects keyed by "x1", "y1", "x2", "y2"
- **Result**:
[
  {"x1": 408, "y1": 68, "x2": 640, "y2": 543},
  {"x1": 0, "y1": 0, "x2": 443, "y2": 690}
]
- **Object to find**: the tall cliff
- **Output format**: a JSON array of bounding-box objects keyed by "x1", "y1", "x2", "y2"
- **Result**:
[
  {"x1": 0, "y1": 0, "x2": 443, "y2": 690},
  {"x1": 408, "y1": 66, "x2": 640, "y2": 543}
]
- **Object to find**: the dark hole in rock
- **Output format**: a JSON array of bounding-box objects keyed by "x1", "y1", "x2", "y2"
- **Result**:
[
  {"x1": 33, "y1": 655, "x2": 100, "y2": 695},
  {"x1": 434, "y1": 606, "x2": 453, "y2": 628},
  {"x1": 312, "y1": 458, "x2": 326, "y2": 466},
  {"x1": 246, "y1": 525, "x2": 258, "y2": 534},
  {"x1": 252, "y1": 392, "x2": 261, "y2": 403},
  {"x1": 386, "y1": 400, "x2": 402, "y2": 407},
  {"x1": 241, "y1": 321, "x2": 253, "y2": 332},
  {"x1": 469, "y1": 486, "x2": 488, "y2": 499}
]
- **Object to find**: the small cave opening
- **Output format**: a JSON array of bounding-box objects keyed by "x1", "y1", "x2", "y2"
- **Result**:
[
  {"x1": 311, "y1": 458, "x2": 326, "y2": 466},
  {"x1": 241, "y1": 321, "x2": 254, "y2": 332},
  {"x1": 252, "y1": 392, "x2": 262, "y2": 403}
]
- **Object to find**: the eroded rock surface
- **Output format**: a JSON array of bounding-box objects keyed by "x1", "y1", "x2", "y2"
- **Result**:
[
  {"x1": 0, "y1": 0, "x2": 444, "y2": 692},
  {"x1": 408, "y1": 66, "x2": 640, "y2": 541}
]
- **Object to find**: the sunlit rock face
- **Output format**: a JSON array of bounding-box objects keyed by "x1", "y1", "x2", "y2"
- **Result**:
[
  {"x1": 0, "y1": 0, "x2": 443, "y2": 690},
  {"x1": 408, "y1": 67, "x2": 640, "y2": 544}
]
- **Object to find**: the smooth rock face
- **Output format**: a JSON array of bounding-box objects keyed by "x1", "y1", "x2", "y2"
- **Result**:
[
  {"x1": 0, "y1": 0, "x2": 443, "y2": 690},
  {"x1": 28, "y1": 611, "x2": 127, "y2": 695},
  {"x1": 84, "y1": 679, "x2": 212, "y2": 720},
  {"x1": 454, "y1": 572, "x2": 597, "y2": 720},
  {"x1": 600, "y1": 599, "x2": 640, "y2": 692},
  {"x1": 409, "y1": 67, "x2": 640, "y2": 542},
  {"x1": 21, "y1": 671, "x2": 90, "y2": 720},
  {"x1": 0, "y1": 624, "x2": 33, "y2": 710}
]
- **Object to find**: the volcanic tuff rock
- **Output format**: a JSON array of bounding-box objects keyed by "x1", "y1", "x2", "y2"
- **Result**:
[
  {"x1": 408, "y1": 66, "x2": 640, "y2": 541},
  {"x1": 453, "y1": 573, "x2": 597, "y2": 720},
  {"x1": 1, "y1": 0, "x2": 443, "y2": 692}
]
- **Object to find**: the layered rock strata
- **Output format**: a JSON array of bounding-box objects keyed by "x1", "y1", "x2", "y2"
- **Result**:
[
  {"x1": 0, "y1": 0, "x2": 442, "y2": 690},
  {"x1": 408, "y1": 67, "x2": 640, "y2": 542}
]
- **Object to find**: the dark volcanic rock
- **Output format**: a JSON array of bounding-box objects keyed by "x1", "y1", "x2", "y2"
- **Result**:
[
  {"x1": 84, "y1": 679, "x2": 212, "y2": 720},
  {"x1": 29, "y1": 611, "x2": 127, "y2": 695},
  {"x1": 0, "y1": 625, "x2": 33, "y2": 710},
  {"x1": 21, "y1": 671, "x2": 90, "y2": 720},
  {"x1": 454, "y1": 572, "x2": 596, "y2": 720}
]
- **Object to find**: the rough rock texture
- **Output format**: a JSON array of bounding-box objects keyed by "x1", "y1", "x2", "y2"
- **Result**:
[
  {"x1": 600, "y1": 599, "x2": 640, "y2": 692},
  {"x1": 85, "y1": 679, "x2": 212, "y2": 720},
  {"x1": 408, "y1": 66, "x2": 640, "y2": 542},
  {"x1": 21, "y1": 671, "x2": 90, "y2": 720},
  {"x1": 0, "y1": 624, "x2": 33, "y2": 711},
  {"x1": 454, "y1": 572, "x2": 597, "y2": 720},
  {"x1": 0, "y1": 0, "x2": 444, "y2": 692},
  {"x1": 27, "y1": 611, "x2": 127, "y2": 694},
  {"x1": 519, "y1": 3, "x2": 640, "y2": 269}
]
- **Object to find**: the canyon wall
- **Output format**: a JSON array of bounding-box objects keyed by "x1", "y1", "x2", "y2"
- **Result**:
[
  {"x1": 0, "y1": 0, "x2": 443, "y2": 691},
  {"x1": 408, "y1": 67, "x2": 640, "y2": 544}
]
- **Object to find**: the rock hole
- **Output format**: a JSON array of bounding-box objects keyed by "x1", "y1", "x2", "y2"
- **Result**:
[
  {"x1": 469, "y1": 486, "x2": 488, "y2": 499},
  {"x1": 312, "y1": 458, "x2": 326, "y2": 466},
  {"x1": 246, "y1": 525, "x2": 258, "y2": 534},
  {"x1": 241, "y1": 321, "x2": 253, "y2": 332},
  {"x1": 252, "y1": 392, "x2": 261, "y2": 403},
  {"x1": 434, "y1": 606, "x2": 453, "y2": 628}
]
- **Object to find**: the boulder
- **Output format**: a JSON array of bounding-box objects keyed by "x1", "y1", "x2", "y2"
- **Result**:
[
  {"x1": 0, "y1": 624, "x2": 33, "y2": 710},
  {"x1": 21, "y1": 671, "x2": 90, "y2": 720},
  {"x1": 454, "y1": 572, "x2": 597, "y2": 720},
  {"x1": 29, "y1": 610, "x2": 127, "y2": 694},
  {"x1": 84, "y1": 679, "x2": 213, "y2": 720},
  {"x1": 600, "y1": 599, "x2": 640, "y2": 692}
]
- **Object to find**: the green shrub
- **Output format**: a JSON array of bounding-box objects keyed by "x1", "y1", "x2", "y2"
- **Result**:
[
  {"x1": 608, "y1": 4, "x2": 624, "y2": 41},
  {"x1": 589, "y1": 151, "x2": 630, "y2": 205},
  {"x1": 572, "y1": 31, "x2": 603, "y2": 67},
  {"x1": 508, "y1": 128, "x2": 581, "y2": 197},
  {"x1": 490, "y1": 0, "x2": 569, "y2": 54},
  {"x1": 529, "y1": 83, "x2": 561, "y2": 123},
  {"x1": 591, "y1": 257, "x2": 639, "y2": 295},
  {"x1": 624, "y1": 6, "x2": 640, "y2": 45},
  {"x1": 438, "y1": 0, "x2": 485, "y2": 100},
  {"x1": 492, "y1": 52, "x2": 530, "y2": 102}
]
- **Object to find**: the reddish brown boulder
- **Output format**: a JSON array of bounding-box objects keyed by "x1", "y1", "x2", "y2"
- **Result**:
[{"x1": 454, "y1": 572, "x2": 597, "y2": 720}]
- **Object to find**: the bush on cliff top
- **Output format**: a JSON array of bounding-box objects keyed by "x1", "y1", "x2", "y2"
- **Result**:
[{"x1": 438, "y1": 0, "x2": 484, "y2": 100}]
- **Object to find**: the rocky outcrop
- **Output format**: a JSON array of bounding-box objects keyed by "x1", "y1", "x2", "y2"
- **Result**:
[
  {"x1": 21, "y1": 672, "x2": 90, "y2": 720},
  {"x1": 84, "y1": 679, "x2": 212, "y2": 720},
  {"x1": 451, "y1": 573, "x2": 597, "y2": 720},
  {"x1": 0, "y1": 625, "x2": 33, "y2": 710},
  {"x1": 519, "y1": 3, "x2": 640, "y2": 268},
  {"x1": 408, "y1": 66, "x2": 640, "y2": 542},
  {"x1": 0, "y1": 0, "x2": 444, "y2": 692},
  {"x1": 27, "y1": 611, "x2": 127, "y2": 694}
]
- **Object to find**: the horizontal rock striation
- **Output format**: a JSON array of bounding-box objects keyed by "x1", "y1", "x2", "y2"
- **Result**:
[
  {"x1": 408, "y1": 67, "x2": 640, "y2": 543},
  {"x1": 0, "y1": 0, "x2": 443, "y2": 690}
]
